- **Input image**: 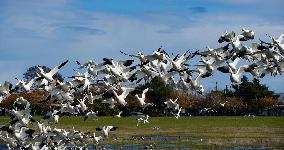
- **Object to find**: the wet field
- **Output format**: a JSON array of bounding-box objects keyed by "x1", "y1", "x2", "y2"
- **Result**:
[{"x1": 0, "y1": 116, "x2": 283, "y2": 149}]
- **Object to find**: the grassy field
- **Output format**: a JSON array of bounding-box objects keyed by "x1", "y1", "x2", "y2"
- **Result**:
[{"x1": 1, "y1": 116, "x2": 284, "y2": 149}]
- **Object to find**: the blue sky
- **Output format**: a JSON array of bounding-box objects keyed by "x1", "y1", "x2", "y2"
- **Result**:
[{"x1": 0, "y1": 0, "x2": 283, "y2": 92}]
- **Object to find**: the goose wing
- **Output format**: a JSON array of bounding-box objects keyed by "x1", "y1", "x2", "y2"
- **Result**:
[{"x1": 49, "y1": 60, "x2": 68, "y2": 77}]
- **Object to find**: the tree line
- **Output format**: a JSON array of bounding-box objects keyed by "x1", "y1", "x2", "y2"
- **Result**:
[{"x1": 0, "y1": 66, "x2": 282, "y2": 116}]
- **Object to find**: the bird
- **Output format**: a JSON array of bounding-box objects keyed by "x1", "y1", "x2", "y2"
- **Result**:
[
  {"x1": 187, "y1": 74, "x2": 204, "y2": 94},
  {"x1": 241, "y1": 28, "x2": 254, "y2": 40},
  {"x1": 136, "y1": 117, "x2": 144, "y2": 126},
  {"x1": 220, "y1": 101, "x2": 228, "y2": 107},
  {"x1": 143, "y1": 115, "x2": 149, "y2": 124},
  {"x1": 84, "y1": 93, "x2": 102, "y2": 104},
  {"x1": 0, "y1": 81, "x2": 13, "y2": 96},
  {"x1": 43, "y1": 109, "x2": 60, "y2": 124},
  {"x1": 38, "y1": 60, "x2": 68, "y2": 82},
  {"x1": 175, "y1": 107, "x2": 182, "y2": 119},
  {"x1": 95, "y1": 126, "x2": 118, "y2": 138},
  {"x1": 116, "y1": 111, "x2": 123, "y2": 117},
  {"x1": 135, "y1": 88, "x2": 153, "y2": 108},
  {"x1": 152, "y1": 126, "x2": 160, "y2": 130},
  {"x1": 84, "y1": 111, "x2": 98, "y2": 121},
  {"x1": 112, "y1": 87, "x2": 134, "y2": 106},
  {"x1": 90, "y1": 132, "x2": 103, "y2": 144},
  {"x1": 229, "y1": 65, "x2": 245, "y2": 84},
  {"x1": 102, "y1": 98, "x2": 117, "y2": 109},
  {"x1": 164, "y1": 98, "x2": 180, "y2": 111},
  {"x1": 14, "y1": 124, "x2": 35, "y2": 141},
  {"x1": 76, "y1": 98, "x2": 88, "y2": 113},
  {"x1": 14, "y1": 77, "x2": 43, "y2": 92}
]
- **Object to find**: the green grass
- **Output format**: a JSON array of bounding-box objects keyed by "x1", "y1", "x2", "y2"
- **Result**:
[{"x1": 1, "y1": 116, "x2": 284, "y2": 148}]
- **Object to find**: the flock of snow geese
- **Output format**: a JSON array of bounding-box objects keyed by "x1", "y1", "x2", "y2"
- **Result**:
[{"x1": 0, "y1": 29, "x2": 283, "y2": 149}]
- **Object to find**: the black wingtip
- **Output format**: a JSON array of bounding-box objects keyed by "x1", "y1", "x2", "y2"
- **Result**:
[
  {"x1": 58, "y1": 60, "x2": 69, "y2": 69},
  {"x1": 76, "y1": 61, "x2": 81, "y2": 66}
]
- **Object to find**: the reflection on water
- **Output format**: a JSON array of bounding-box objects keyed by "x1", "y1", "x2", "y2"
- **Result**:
[{"x1": 0, "y1": 145, "x2": 273, "y2": 150}]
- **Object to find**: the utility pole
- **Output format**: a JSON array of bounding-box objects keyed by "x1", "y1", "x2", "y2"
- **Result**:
[{"x1": 225, "y1": 85, "x2": 228, "y2": 94}]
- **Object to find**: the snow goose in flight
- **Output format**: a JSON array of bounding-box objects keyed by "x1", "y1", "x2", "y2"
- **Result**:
[
  {"x1": 231, "y1": 34, "x2": 245, "y2": 51},
  {"x1": 241, "y1": 28, "x2": 254, "y2": 40},
  {"x1": 0, "y1": 81, "x2": 13, "y2": 96},
  {"x1": 90, "y1": 132, "x2": 103, "y2": 144},
  {"x1": 0, "y1": 96, "x2": 4, "y2": 103},
  {"x1": 76, "y1": 59, "x2": 110, "y2": 76},
  {"x1": 220, "y1": 101, "x2": 228, "y2": 107},
  {"x1": 136, "y1": 117, "x2": 144, "y2": 126},
  {"x1": 60, "y1": 103, "x2": 77, "y2": 115},
  {"x1": 218, "y1": 31, "x2": 235, "y2": 43},
  {"x1": 218, "y1": 58, "x2": 241, "y2": 74},
  {"x1": 168, "y1": 50, "x2": 190, "y2": 72},
  {"x1": 14, "y1": 124, "x2": 35, "y2": 141},
  {"x1": 0, "y1": 134, "x2": 19, "y2": 149},
  {"x1": 13, "y1": 97, "x2": 30, "y2": 110},
  {"x1": 269, "y1": 34, "x2": 284, "y2": 53},
  {"x1": 102, "y1": 98, "x2": 117, "y2": 109},
  {"x1": 112, "y1": 87, "x2": 134, "y2": 106},
  {"x1": 96, "y1": 126, "x2": 118, "y2": 138},
  {"x1": 195, "y1": 58, "x2": 215, "y2": 73},
  {"x1": 229, "y1": 65, "x2": 245, "y2": 84},
  {"x1": 76, "y1": 98, "x2": 87, "y2": 113},
  {"x1": 84, "y1": 93, "x2": 102, "y2": 104},
  {"x1": 38, "y1": 60, "x2": 68, "y2": 82},
  {"x1": 135, "y1": 88, "x2": 153, "y2": 108},
  {"x1": 137, "y1": 115, "x2": 150, "y2": 126},
  {"x1": 14, "y1": 77, "x2": 43, "y2": 92},
  {"x1": 84, "y1": 110, "x2": 98, "y2": 121},
  {"x1": 116, "y1": 111, "x2": 123, "y2": 117},
  {"x1": 174, "y1": 107, "x2": 182, "y2": 119},
  {"x1": 43, "y1": 110, "x2": 60, "y2": 124},
  {"x1": 143, "y1": 115, "x2": 149, "y2": 124},
  {"x1": 6, "y1": 108, "x2": 33, "y2": 125},
  {"x1": 187, "y1": 73, "x2": 204, "y2": 94},
  {"x1": 164, "y1": 98, "x2": 179, "y2": 111}
]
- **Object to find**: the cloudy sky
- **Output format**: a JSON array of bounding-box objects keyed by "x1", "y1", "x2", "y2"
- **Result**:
[{"x1": 0, "y1": 0, "x2": 283, "y2": 92}]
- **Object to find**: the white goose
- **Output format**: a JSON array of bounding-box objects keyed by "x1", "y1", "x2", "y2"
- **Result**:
[
  {"x1": 84, "y1": 111, "x2": 98, "y2": 121},
  {"x1": 116, "y1": 111, "x2": 123, "y2": 117},
  {"x1": 102, "y1": 98, "x2": 117, "y2": 109},
  {"x1": 0, "y1": 81, "x2": 12, "y2": 96},
  {"x1": 112, "y1": 87, "x2": 134, "y2": 106},
  {"x1": 15, "y1": 77, "x2": 42, "y2": 92},
  {"x1": 38, "y1": 60, "x2": 68, "y2": 82},
  {"x1": 175, "y1": 107, "x2": 182, "y2": 119},
  {"x1": 14, "y1": 125, "x2": 35, "y2": 141},
  {"x1": 77, "y1": 98, "x2": 87, "y2": 113},
  {"x1": 270, "y1": 34, "x2": 284, "y2": 53},
  {"x1": 90, "y1": 132, "x2": 103, "y2": 144},
  {"x1": 84, "y1": 93, "x2": 102, "y2": 104},
  {"x1": 96, "y1": 126, "x2": 118, "y2": 138},
  {"x1": 164, "y1": 98, "x2": 179, "y2": 111},
  {"x1": 228, "y1": 58, "x2": 240, "y2": 73},
  {"x1": 229, "y1": 66, "x2": 245, "y2": 84},
  {"x1": 143, "y1": 115, "x2": 149, "y2": 124},
  {"x1": 241, "y1": 28, "x2": 254, "y2": 40},
  {"x1": 187, "y1": 74, "x2": 204, "y2": 94},
  {"x1": 220, "y1": 101, "x2": 228, "y2": 107},
  {"x1": 0, "y1": 134, "x2": 18, "y2": 148},
  {"x1": 60, "y1": 103, "x2": 76, "y2": 114},
  {"x1": 135, "y1": 88, "x2": 153, "y2": 108},
  {"x1": 168, "y1": 51, "x2": 189, "y2": 71}
]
